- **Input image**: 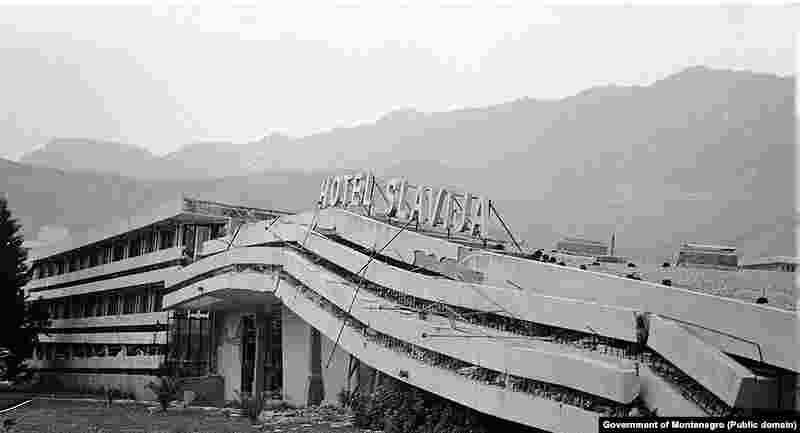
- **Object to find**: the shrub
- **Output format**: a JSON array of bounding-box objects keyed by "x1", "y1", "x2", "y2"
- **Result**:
[
  {"x1": 352, "y1": 375, "x2": 534, "y2": 433},
  {"x1": 147, "y1": 376, "x2": 181, "y2": 412}
]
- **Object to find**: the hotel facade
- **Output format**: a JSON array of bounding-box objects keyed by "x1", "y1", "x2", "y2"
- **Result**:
[{"x1": 24, "y1": 174, "x2": 800, "y2": 432}]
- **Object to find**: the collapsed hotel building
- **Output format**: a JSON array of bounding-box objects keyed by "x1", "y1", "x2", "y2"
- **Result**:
[{"x1": 23, "y1": 174, "x2": 799, "y2": 432}]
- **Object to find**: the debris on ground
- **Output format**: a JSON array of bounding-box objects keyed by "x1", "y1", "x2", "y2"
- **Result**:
[{"x1": 257, "y1": 404, "x2": 355, "y2": 428}]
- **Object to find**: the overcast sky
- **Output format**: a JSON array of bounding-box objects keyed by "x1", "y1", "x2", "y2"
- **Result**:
[{"x1": 0, "y1": 2, "x2": 796, "y2": 160}]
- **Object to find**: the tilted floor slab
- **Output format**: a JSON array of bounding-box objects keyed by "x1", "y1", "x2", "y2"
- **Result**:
[
  {"x1": 166, "y1": 243, "x2": 641, "y2": 404},
  {"x1": 276, "y1": 274, "x2": 603, "y2": 433},
  {"x1": 307, "y1": 208, "x2": 799, "y2": 372},
  {"x1": 638, "y1": 366, "x2": 707, "y2": 416},
  {"x1": 647, "y1": 315, "x2": 774, "y2": 409},
  {"x1": 279, "y1": 224, "x2": 640, "y2": 343},
  {"x1": 282, "y1": 249, "x2": 641, "y2": 404}
]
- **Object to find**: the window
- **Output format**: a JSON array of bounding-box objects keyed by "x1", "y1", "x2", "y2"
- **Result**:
[
  {"x1": 72, "y1": 344, "x2": 86, "y2": 359},
  {"x1": 86, "y1": 295, "x2": 100, "y2": 317},
  {"x1": 160, "y1": 230, "x2": 175, "y2": 250},
  {"x1": 147, "y1": 231, "x2": 157, "y2": 253},
  {"x1": 54, "y1": 344, "x2": 69, "y2": 360},
  {"x1": 107, "y1": 345, "x2": 122, "y2": 357},
  {"x1": 166, "y1": 310, "x2": 213, "y2": 377},
  {"x1": 113, "y1": 243, "x2": 125, "y2": 261},
  {"x1": 89, "y1": 251, "x2": 98, "y2": 267},
  {"x1": 100, "y1": 246, "x2": 110, "y2": 265},
  {"x1": 107, "y1": 294, "x2": 119, "y2": 316},
  {"x1": 136, "y1": 291, "x2": 146, "y2": 314},
  {"x1": 62, "y1": 298, "x2": 72, "y2": 319},
  {"x1": 72, "y1": 296, "x2": 84, "y2": 318},
  {"x1": 127, "y1": 345, "x2": 147, "y2": 357},
  {"x1": 129, "y1": 238, "x2": 141, "y2": 258},
  {"x1": 210, "y1": 224, "x2": 225, "y2": 240},
  {"x1": 123, "y1": 292, "x2": 137, "y2": 314},
  {"x1": 90, "y1": 345, "x2": 106, "y2": 357}
]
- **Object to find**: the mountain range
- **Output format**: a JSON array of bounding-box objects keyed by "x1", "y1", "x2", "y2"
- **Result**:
[{"x1": 3, "y1": 66, "x2": 796, "y2": 263}]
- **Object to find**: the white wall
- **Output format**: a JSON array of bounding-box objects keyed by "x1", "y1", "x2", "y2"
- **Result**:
[
  {"x1": 216, "y1": 310, "x2": 245, "y2": 402},
  {"x1": 282, "y1": 305, "x2": 310, "y2": 406}
]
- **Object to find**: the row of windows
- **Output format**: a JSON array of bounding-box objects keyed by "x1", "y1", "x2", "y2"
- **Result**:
[
  {"x1": 33, "y1": 224, "x2": 226, "y2": 280},
  {"x1": 677, "y1": 251, "x2": 739, "y2": 268},
  {"x1": 39, "y1": 286, "x2": 163, "y2": 320},
  {"x1": 34, "y1": 228, "x2": 179, "y2": 279},
  {"x1": 36, "y1": 343, "x2": 165, "y2": 360}
]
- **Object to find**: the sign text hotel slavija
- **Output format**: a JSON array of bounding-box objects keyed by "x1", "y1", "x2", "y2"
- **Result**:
[{"x1": 318, "y1": 172, "x2": 491, "y2": 240}]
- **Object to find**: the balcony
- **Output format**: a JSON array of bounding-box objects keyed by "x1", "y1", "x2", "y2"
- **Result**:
[
  {"x1": 48, "y1": 312, "x2": 170, "y2": 330},
  {"x1": 39, "y1": 331, "x2": 167, "y2": 345},
  {"x1": 27, "y1": 247, "x2": 183, "y2": 292}
]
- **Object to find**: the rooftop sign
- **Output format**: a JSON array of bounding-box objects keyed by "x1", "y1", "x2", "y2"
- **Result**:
[{"x1": 318, "y1": 172, "x2": 492, "y2": 240}]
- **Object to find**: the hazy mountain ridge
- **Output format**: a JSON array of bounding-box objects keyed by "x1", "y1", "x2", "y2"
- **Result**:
[{"x1": 4, "y1": 66, "x2": 796, "y2": 261}]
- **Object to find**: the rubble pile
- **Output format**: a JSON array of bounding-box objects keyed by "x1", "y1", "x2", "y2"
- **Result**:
[{"x1": 257, "y1": 404, "x2": 354, "y2": 427}]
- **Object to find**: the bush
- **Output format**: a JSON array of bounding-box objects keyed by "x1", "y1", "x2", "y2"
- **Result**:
[
  {"x1": 147, "y1": 376, "x2": 181, "y2": 412},
  {"x1": 351, "y1": 375, "x2": 535, "y2": 433}
]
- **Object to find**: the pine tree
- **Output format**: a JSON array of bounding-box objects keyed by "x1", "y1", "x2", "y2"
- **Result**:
[{"x1": 0, "y1": 197, "x2": 49, "y2": 379}]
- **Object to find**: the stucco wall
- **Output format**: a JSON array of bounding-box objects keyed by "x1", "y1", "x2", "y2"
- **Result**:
[
  {"x1": 282, "y1": 305, "x2": 310, "y2": 406},
  {"x1": 38, "y1": 372, "x2": 159, "y2": 401},
  {"x1": 281, "y1": 304, "x2": 350, "y2": 407},
  {"x1": 216, "y1": 310, "x2": 245, "y2": 402}
]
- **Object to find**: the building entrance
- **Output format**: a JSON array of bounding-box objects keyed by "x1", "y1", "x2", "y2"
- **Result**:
[{"x1": 240, "y1": 304, "x2": 283, "y2": 398}]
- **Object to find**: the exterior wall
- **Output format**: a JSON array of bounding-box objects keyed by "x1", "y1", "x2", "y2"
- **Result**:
[
  {"x1": 280, "y1": 305, "x2": 349, "y2": 407},
  {"x1": 50, "y1": 312, "x2": 169, "y2": 329},
  {"x1": 27, "y1": 247, "x2": 183, "y2": 292},
  {"x1": 31, "y1": 267, "x2": 179, "y2": 300},
  {"x1": 39, "y1": 332, "x2": 166, "y2": 345},
  {"x1": 215, "y1": 311, "x2": 246, "y2": 402},
  {"x1": 37, "y1": 372, "x2": 158, "y2": 401},
  {"x1": 320, "y1": 326, "x2": 350, "y2": 406},
  {"x1": 30, "y1": 356, "x2": 161, "y2": 370},
  {"x1": 29, "y1": 197, "x2": 187, "y2": 261},
  {"x1": 282, "y1": 306, "x2": 310, "y2": 407}
]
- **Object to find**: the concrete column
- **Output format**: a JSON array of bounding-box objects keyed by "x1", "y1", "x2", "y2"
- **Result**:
[
  {"x1": 193, "y1": 225, "x2": 201, "y2": 259},
  {"x1": 254, "y1": 312, "x2": 267, "y2": 402},
  {"x1": 264, "y1": 308, "x2": 274, "y2": 393},
  {"x1": 307, "y1": 328, "x2": 324, "y2": 406}
]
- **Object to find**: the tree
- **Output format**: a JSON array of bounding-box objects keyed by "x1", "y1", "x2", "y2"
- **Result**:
[{"x1": 0, "y1": 197, "x2": 49, "y2": 379}]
